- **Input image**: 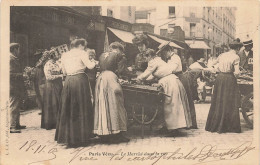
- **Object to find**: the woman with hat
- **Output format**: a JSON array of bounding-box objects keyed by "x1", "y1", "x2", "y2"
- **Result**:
[
  {"x1": 158, "y1": 43, "x2": 198, "y2": 129},
  {"x1": 41, "y1": 50, "x2": 63, "y2": 130},
  {"x1": 136, "y1": 49, "x2": 192, "y2": 135},
  {"x1": 55, "y1": 38, "x2": 98, "y2": 147},
  {"x1": 94, "y1": 42, "x2": 130, "y2": 143},
  {"x1": 132, "y1": 34, "x2": 153, "y2": 75},
  {"x1": 205, "y1": 39, "x2": 243, "y2": 133}
]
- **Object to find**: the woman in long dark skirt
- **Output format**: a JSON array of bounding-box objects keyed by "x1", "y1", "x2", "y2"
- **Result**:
[
  {"x1": 159, "y1": 44, "x2": 198, "y2": 129},
  {"x1": 41, "y1": 51, "x2": 63, "y2": 130},
  {"x1": 34, "y1": 64, "x2": 46, "y2": 115},
  {"x1": 205, "y1": 39, "x2": 242, "y2": 133},
  {"x1": 55, "y1": 38, "x2": 97, "y2": 147}
]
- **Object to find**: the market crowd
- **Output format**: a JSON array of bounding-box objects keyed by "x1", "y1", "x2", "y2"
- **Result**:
[{"x1": 9, "y1": 34, "x2": 253, "y2": 148}]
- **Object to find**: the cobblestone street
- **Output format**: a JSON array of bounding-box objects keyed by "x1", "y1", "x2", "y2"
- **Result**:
[{"x1": 7, "y1": 101, "x2": 255, "y2": 165}]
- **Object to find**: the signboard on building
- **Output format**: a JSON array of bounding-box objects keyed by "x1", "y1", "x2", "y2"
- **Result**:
[
  {"x1": 95, "y1": 22, "x2": 105, "y2": 32},
  {"x1": 86, "y1": 21, "x2": 105, "y2": 32},
  {"x1": 106, "y1": 20, "x2": 131, "y2": 32},
  {"x1": 185, "y1": 17, "x2": 200, "y2": 23},
  {"x1": 132, "y1": 23, "x2": 154, "y2": 33}
]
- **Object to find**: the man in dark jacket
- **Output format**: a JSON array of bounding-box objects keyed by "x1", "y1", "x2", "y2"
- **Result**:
[
  {"x1": 10, "y1": 43, "x2": 27, "y2": 133},
  {"x1": 239, "y1": 39, "x2": 253, "y2": 71}
]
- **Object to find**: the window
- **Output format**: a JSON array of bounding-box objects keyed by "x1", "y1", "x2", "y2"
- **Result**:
[
  {"x1": 190, "y1": 12, "x2": 195, "y2": 18},
  {"x1": 203, "y1": 7, "x2": 205, "y2": 18},
  {"x1": 67, "y1": 16, "x2": 74, "y2": 24},
  {"x1": 208, "y1": 9, "x2": 210, "y2": 21},
  {"x1": 169, "y1": 6, "x2": 175, "y2": 17},
  {"x1": 168, "y1": 24, "x2": 175, "y2": 28},
  {"x1": 107, "y1": 9, "x2": 113, "y2": 17},
  {"x1": 128, "y1": 7, "x2": 132, "y2": 16},
  {"x1": 190, "y1": 23, "x2": 196, "y2": 37},
  {"x1": 52, "y1": 12, "x2": 59, "y2": 22},
  {"x1": 160, "y1": 29, "x2": 168, "y2": 36}
]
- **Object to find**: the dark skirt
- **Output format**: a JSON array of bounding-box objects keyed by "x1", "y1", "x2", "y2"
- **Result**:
[
  {"x1": 205, "y1": 73, "x2": 241, "y2": 133},
  {"x1": 41, "y1": 79, "x2": 62, "y2": 130},
  {"x1": 176, "y1": 72, "x2": 198, "y2": 129},
  {"x1": 55, "y1": 73, "x2": 93, "y2": 146},
  {"x1": 89, "y1": 79, "x2": 96, "y2": 99}
]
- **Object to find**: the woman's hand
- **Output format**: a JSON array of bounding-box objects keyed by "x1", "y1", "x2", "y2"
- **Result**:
[
  {"x1": 127, "y1": 67, "x2": 133, "y2": 72},
  {"x1": 134, "y1": 77, "x2": 142, "y2": 84},
  {"x1": 151, "y1": 83, "x2": 160, "y2": 87},
  {"x1": 92, "y1": 60, "x2": 99, "y2": 66}
]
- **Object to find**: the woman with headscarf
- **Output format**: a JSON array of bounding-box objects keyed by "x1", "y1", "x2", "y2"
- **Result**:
[
  {"x1": 41, "y1": 50, "x2": 63, "y2": 130},
  {"x1": 94, "y1": 42, "x2": 130, "y2": 143},
  {"x1": 205, "y1": 39, "x2": 243, "y2": 133},
  {"x1": 159, "y1": 43, "x2": 198, "y2": 129},
  {"x1": 55, "y1": 38, "x2": 98, "y2": 147},
  {"x1": 136, "y1": 49, "x2": 192, "y2": 135}
]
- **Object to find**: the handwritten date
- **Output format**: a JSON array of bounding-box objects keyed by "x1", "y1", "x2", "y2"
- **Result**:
[{"x1": 19, "y1": 140, "x2": 58, "y2": 165}]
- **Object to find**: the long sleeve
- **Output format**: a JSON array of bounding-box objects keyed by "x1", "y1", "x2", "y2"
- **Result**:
[
  {"x1": 10, "y1": 58, "x2": 23, "y2": 81},
  {"x1": 239, "y1": 51, "x2": 246, "y2": 67},
  {"x1": 44, "y1": 61, "x2": 62, "y2": 80},
  {"x1": 233, "y1": 56, "x2": 240, "y2": 75},
  {"x1": 10, "y1": 54, "x2": 27, "y2": 97},
  {"x1": 61, "y1": 62, "x2": 67, "y2": 76},
  {"x1": 116, "y1": 54, "x2": 131, "y2": 76},
  {"x1": 81, "y1": 53, "x2": 95, "y2": 70},
  {"x1": 168, "y1": 55, "x2": 181, "y2": 73},
  {"x1": 137, "y1": 59, "x2": 157, "y2": 80}
]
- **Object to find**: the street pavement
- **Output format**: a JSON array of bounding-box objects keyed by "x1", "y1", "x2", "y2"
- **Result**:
[{"x1": 7, "y1": 100, "x2": 255, "y2": 165}]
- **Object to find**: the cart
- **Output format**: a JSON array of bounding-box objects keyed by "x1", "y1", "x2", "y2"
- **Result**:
[
  {"x1": 121, "y1": 82, "x2": 164, "y2": 138},
  {"x1": 237, "y1": 75, "x2": 253, "y2": 129}
]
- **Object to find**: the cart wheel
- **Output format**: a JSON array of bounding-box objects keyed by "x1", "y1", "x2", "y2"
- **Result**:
[
  {"x1": 132, "y1": 105, "x2": 158, "y2": 125},
  {"x1": 241, "y1": 92, "x2": 253, "y2": 129}
]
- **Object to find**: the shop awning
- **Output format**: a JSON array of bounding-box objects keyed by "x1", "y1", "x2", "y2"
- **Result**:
[
  {"x1": 107, "y1": 27, "x2": 135, "y2": 44},
  {"x1": 148, "y1": 34, "x2": 183, "y2": 49},
  {"x1": 185, "y1": 40, "x2": 211, "y2": 49}
]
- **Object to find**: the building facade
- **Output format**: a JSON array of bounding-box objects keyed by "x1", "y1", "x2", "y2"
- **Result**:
[
  {"x1": 135, "y1": 6, "x2": 236, "y2": 57},
  {"x1": 101, "y1": 6, "x2": 136, "y2": 23},
  {"x1": 10, "y1": 6, "x2": 138, "y2": 67}
]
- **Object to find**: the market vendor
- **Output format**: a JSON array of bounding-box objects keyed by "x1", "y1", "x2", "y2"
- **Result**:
[
  {"x1": 158, "y1": 42, "x2": 198, "y2": 129},
  {"x1": 136, "y1": 49, "x2": 192, "y2": 135},
  {"x1": 132, "y1": 34, "x2": 154, "y2": 76},
  {"x1": 239, "y1": 39, "x2": 253, "y2": 72},
  {"x1": 94, "y1": 42, "x2": 130, "y2": 143}
]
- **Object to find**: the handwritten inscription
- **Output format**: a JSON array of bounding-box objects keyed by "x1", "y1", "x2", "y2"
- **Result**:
[
  {"x1": 69, "y1": 147, "x2": 98, "y2": 163},
  {"x1": 19, "y1": 140, "x2": 58, "y2": 165},
  {"x1": 18, "y1": 141, "x2": 255, "y2": 164},
  {"x1": 126, "y1": 142, "x2": 255, "y2": 165}
]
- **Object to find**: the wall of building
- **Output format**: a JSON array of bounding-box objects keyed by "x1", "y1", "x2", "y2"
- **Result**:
[
  {"x1": 101, "y1": 6, "x2": 136, "y2": 23},
  {"x1": 120, "y1": 6, "x2": 136, "y2": 23},
  {"x1": 135, "y1": 6, "x2": 236, "y2": 55},
  {"x1": 10, "y1": 6, "x2": 107, "y2": 67}
]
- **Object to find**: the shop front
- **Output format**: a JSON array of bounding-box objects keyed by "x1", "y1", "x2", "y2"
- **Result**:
[{"x1": 185, "y1": 39, "x2": 211, "y2": 61}]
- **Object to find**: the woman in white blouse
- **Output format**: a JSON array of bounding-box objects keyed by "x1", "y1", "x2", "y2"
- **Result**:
[
  {"x1": 55, "y1": 38, "x2": 98, "y2": 147},
  {"x1": 205, "y1": 39, "x2": 243, "y2": 133},
  {"x1": 159, "y1": 44, "x2": 198, "y2": 129},
  {"x1": 41, "y1": 51, "x2": 63, "y2": 130},
  {"x1": 136, "y1": 49, "x2": 192, "y2": 135}
]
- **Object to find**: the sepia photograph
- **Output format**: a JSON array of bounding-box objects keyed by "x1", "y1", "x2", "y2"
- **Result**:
[{"x1": 1, "y1": 0, "x2": 259, "y2": 165}]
